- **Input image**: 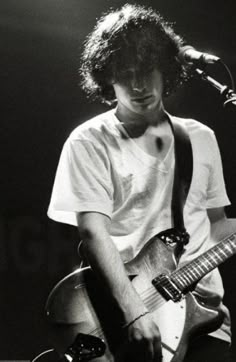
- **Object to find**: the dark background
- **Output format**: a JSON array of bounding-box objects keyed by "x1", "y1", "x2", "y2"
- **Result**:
[{"x1": 1, "y1": 0, "x2": 236, "y2": 359}]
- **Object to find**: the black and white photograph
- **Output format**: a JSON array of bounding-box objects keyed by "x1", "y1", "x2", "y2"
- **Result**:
[{"x1": 1, "y1": 1, "x2": 236, "y2": 361}]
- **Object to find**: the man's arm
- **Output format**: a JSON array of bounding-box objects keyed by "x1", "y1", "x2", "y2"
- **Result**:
[
  {"x1": 207, "y1": 207, "x2": 236, "y2": 242},
  {"x1": 78, "y1": 211, "x2": 162, "y2": 361}
]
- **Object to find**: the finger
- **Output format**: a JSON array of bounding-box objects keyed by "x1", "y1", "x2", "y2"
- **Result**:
[
  {"x1": 144, "y1": 340, "x2": 154, "y2": 361},
  {"x1": 153, "y1": 336, "x2": 163, "y2": 361}
]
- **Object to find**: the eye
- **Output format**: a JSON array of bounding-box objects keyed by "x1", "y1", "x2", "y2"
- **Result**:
[{"x1": 120, "y1": 69, "x2": 135, "y2": 79}]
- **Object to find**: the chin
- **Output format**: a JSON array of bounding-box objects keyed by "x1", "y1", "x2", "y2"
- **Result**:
[{"x1": 136, "y1": 101, "x2": 159, "y2": 114}]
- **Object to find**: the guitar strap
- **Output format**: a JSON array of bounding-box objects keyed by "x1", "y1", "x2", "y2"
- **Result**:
[{"x1": 168, "y1": 116, "x2": 193, "y2": 245}]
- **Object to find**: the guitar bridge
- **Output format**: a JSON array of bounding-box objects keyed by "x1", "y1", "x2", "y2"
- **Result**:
[{"x1": 152, "y1": 273, "x2": 183, "y2": 302}]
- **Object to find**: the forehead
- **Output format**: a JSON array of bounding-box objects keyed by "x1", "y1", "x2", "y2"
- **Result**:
[
  {"x1": 113, "y1": 68, "x2": 163, "y2": 84},
  {"x1": 112, "y1": 59, "x2": 158, "y2": 80}
]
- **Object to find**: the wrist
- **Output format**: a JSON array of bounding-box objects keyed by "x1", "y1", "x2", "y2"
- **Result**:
[{"x1": 122, "y1": 311, "x2": 150, "y2": 329}]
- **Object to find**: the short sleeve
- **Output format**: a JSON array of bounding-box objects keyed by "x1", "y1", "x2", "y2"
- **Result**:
[
  {"x1": 206, "y1": 131, "x2": 230, "y2": 208},
  {"x1": 47, "y1": 138, "x2": 114, "y2": 226}
]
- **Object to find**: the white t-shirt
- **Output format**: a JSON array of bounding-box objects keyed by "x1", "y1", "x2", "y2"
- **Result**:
[{"x1": 48, "y1": 109, "x2": 231, "y2": 342}]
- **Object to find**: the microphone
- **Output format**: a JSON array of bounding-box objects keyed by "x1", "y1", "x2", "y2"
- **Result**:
[{"x1": 178, "y1": 45, "x2": 220, "y2": 66}]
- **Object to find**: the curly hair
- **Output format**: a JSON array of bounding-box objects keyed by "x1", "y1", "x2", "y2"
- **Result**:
[{"x1": 80, "y1": 3, "x2": 189, "y2": 104}]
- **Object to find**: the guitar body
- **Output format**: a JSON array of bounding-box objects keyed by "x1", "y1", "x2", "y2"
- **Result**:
[{"x1": 46, "y1": 234, "x2": 223, "y2": 362}]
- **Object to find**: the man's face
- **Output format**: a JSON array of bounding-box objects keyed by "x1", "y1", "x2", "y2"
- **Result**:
[{"x1": 112, "y1": 68, "x2": 164, "y2": 117}]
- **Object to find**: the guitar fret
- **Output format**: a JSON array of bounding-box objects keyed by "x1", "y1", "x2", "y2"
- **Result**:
[
  {"x1": 180, "y1": 269, "x2": 194, "y2": 285},
  {"x1": 207, "y1": 254, "x2": 219, "y2": 265},
  {"x1": 193, "y1": 268, "x2": 202, "y2": 277},
  {"x1": 172, "y1": 274, "x2": 186, "y2": 289},
  {"x1": 187, "y1": 261, "x2": 198, "y2": 275},
  {"x1": 186, "y1": 268, "x2": 197, "y2": 279},
  {"x1": 175, "y1": 274, "x2": 190, "y2": 288},
  {"x1": 179, "y1": 273, "x2": 191, "y2": 284},
  {"x1": 213, "y1": 249, "x2": 222, "y2": 259},
  {"x1": 189, "y1": 266, "x2": 202, "y2": 279},
  {"x1": 225, "y1": 244, "x2": 233, "y2": 254},
  {"x1": 171, "y1": 233, "x2": 236, "y2": 291},
  {"x1": 201, "y1": 259, "x2": 211, "y2": 270},
  {"x1": 212, "y1": 248, "x2": 224, "y2": 265},
  {"x1": 191, "y1": 261, "x2": 204, "y2": 275},
  {"x1": 205, "y1": 260, "x2": 211, "y2": 269},
  {"x1": 217, "y1": 247, "x2": 229, "y2": 259},
  {"x1": 200, "y1": 260, "x2": 209, "y2": 271},
  {"x1": 218, "y1": 248, "x2": 228, "y2": 258},
  {"x1": 208, "y1": 250, "x2": 220, "y2": 264},
  {"x1": 221, "y1": 240, "x2": 234, "y2": 255},
  {"x1": 196, "y1": 264, "x2": 206, "y2": 274},
  {"x1": 203, "y1": 258, "x2": 213, "y2": 268}
]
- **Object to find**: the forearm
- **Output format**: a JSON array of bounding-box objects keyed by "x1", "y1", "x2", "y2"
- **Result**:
[{"x1": 79, "y1": 213, "x2": 148, "y2": 323}]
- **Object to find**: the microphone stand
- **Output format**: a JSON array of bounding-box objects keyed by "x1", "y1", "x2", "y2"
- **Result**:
[{"x1": 195, "y1": 68, "x2": 236, "y2": 110}]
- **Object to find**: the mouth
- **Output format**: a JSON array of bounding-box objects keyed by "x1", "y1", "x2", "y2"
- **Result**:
[{"x1": 131, "y1": 95, "x2": 153, "y2": 104}]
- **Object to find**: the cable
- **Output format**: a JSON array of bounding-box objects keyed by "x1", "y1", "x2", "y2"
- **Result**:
[
  {"x1": 31, "y1": 349, "x2": 55, "y2": 362},
  {"x1": 219, "y1": 59, "x2": 235, "y2": 91}
]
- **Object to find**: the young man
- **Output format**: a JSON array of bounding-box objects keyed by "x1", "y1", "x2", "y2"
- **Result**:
[{"x1": 48, "y1": 4, "x2": 234, "y2": 361}]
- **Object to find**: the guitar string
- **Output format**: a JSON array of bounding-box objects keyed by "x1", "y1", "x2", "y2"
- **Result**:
[
  {"x1": 86, "y1": 245, "x2": 228, "y2": 337},
  {"x1": 88, "y1": 288, "x2": 166, "y2": 337},
  {"x1": 85, "y1": 233, "x2": 236, "y2": 338},
  {"x1": 89, "y1": 297, "x2": 165, "y2": 338},
  {"x1": 172, "y1": 235, "x2": 236, "y2": 288},
  {"x1": 88, "y1": 252, "x2": 227, "y2": 338},
  {"x1": 173, "y1": 246, "x2": 231, "y2": 287}
]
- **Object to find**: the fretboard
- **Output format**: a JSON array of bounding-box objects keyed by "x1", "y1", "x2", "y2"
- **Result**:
[{"x1": 171, "y1": 232, "x2": 236, "y2": 291}]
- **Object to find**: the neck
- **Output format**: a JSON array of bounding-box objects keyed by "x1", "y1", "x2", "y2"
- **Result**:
[{"x1": 115, "y1": 102, "x2": 166, "y2": 129}]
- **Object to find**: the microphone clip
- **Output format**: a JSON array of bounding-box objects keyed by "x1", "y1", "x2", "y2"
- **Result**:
[{"x1": 195, "y1": 68, "x2": 236, "y2": 109}]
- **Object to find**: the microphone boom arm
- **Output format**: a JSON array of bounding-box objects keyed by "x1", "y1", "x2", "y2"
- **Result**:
[{"x1": 195, "y1": 68, "x2": 236, "y2": 109}]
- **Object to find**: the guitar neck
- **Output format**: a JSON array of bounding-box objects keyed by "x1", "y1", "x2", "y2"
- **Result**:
[{"x1": 171, "y1": 232, "x2": 236, "y2": 291}]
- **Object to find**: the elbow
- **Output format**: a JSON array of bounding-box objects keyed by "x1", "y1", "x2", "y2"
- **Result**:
[
  {"x1": 78, "y1": 212, "x2": 111, "y2": 242},
  {"x1": 79, "y1": 224, "x2": 96, "y2": 242},
  {"x1": 77, "y1": 212, "x2": 111, "y2": 261},
  {"x1": 78, "y1": 226, "x2": 97, "y2": 265}
]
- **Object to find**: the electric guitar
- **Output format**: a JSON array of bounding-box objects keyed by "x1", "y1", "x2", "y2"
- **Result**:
[{"x1": 46, "y1": 229, "x2": 236, "y2": 361}]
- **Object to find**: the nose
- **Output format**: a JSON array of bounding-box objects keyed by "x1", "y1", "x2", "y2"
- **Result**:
[{"x1": 130, "y1": 72, "x2": 147, "y2": 92}]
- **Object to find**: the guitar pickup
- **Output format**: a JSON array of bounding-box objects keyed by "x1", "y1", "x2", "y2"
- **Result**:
[{"x1": 152, "y1": 273, "x2": 183, "y2": 302}]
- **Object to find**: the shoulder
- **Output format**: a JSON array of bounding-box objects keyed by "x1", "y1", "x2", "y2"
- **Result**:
[
  {"x1": 170, "y1": 114, "x2": 214, "y2": 136},
  {"x1": 169, "y1": 115, "x2": 220, "y2": 164},
  {"x1": 169, "y1": 114, "x2": 217, "y2": 147},
  {"x1": 67, "y1": 108, "x2": 119, "y2": 144},
  {"x1": 60, "y1": 108, "x2": 120, "y2": 164}
]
